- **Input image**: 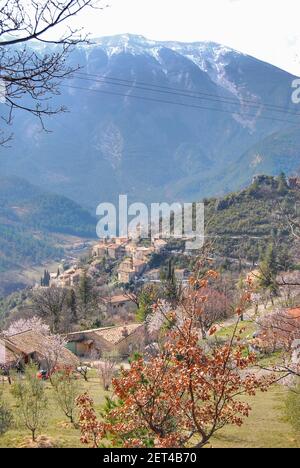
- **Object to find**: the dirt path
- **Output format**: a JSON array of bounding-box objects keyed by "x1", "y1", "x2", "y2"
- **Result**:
[{"x1": 216, "y1": 301, "x2": 274, "y2": 331}]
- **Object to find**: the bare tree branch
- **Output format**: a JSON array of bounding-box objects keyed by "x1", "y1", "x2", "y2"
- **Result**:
[{"x1": 0, "y1": 0, "x2": 106, "y2": 143}]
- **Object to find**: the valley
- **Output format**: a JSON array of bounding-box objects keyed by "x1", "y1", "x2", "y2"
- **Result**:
[
  {"x1": 0, "y1": 176, "x2": 96, "y2": 295},
  {"x1": 1, "y1": 4, "x2": 300, "y2": 450}
]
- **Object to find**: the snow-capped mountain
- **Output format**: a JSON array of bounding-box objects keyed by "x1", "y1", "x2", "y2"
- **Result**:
[
  {"x1": 83, "y1": 35, "x2": 265, "y2": 113},
  {"x1": 1, "y1": 34, "x2": 299, "y2": 209},
  {"x1": 84, "y1": 34, "x2": 238, "y2": 72}
]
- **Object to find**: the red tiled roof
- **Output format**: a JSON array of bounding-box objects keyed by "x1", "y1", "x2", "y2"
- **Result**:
[{"x1": 101, "y1": 294, "x2": 133, "y2": 304}]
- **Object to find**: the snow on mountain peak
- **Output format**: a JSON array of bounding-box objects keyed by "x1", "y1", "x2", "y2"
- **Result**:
[
  {"x1": 88, "y1": 34, "x2": 241, "y2": 64},
  {"x1": 80, "y1": 34, "x2": 255, "y2": 126}
]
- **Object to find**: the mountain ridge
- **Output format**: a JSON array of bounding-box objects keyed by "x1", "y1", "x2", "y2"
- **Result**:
[
  {"x1": 0, "y1": 176, "x2": 97, "y2": 295},
  {"x1": 0, "y1": 34, "x2": 299, "y2": 209}
]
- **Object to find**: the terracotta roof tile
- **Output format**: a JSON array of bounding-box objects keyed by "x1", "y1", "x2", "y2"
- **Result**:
[
  {"x1": 101, "y1": 294, "x2": 134, "y2": 304},
  {"x1": 3, "y1": 330, "x2": 79, "y2": 367},
  {"x1": 67, "y1": 323, "x2": 143, "y2": 345}
]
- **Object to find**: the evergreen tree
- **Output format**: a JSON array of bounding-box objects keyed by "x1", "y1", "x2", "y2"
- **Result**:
[
  {"x1": 135, "y1": 285, "x2": 159, "y2": 323},
  {"x1": 236, "y1": 275, "x2": 246, "y2": 321},
  {"x1": 259, "y1": 243, "x2": 279, "y2": 301},
  {"x1": 78, "y1": 271, "x2": 91, "y2": 307},
  {"x1": 167, "y1": 258, "x2": 174, "y2": 281},
  {"x1": 41, "y1": 270, "x2": 50, "y2": 287},
  {"x1": 67, "y1": 288, "x2": 77, "y2": 323},
  {"x1": 77, "y1": 270, "x2": 96, "y2": 318},
  {"x1": 40, "y1": 269, "x2": 50, "y2": 287},
  {"x1": 162, "y1": 259, "x2": 179, "y2": 304}
]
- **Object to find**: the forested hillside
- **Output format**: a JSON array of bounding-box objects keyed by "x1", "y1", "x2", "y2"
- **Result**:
[
  {"x1": 0, "y1": 176, "x2": 96, "y2": 295},
  {"x1": 205, "y1": 174, "x2": 299, "y2": 265},
  {"x1": 0, "y1": 176, "x2": 96, "y2": 236}
]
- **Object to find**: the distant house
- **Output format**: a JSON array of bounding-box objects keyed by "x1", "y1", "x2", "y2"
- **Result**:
[
  {"x1": 117, "y1": 257, "x2": 147, "y2": 284},
  {"x1": 143, "y1": 268, "x2": 161, "y2": 282},
  {"x1": 0, "y1": 329, "x2": 79, "y2": 369},
  {"x1": 133, "y1": 259, "x2": 147, "y2": 276},
  {"x1": 118, "y1": 269, "x2": 136, "y2": 284},
  {"x1": 101, "y1": 294, "x2": 137, "y2": 314},
  {"x1": 117, "y1": 258, "x2": 135, "y2": 284},
  {"x1": 53, "y1": 267, "x2": 75, "y2": 287},
  {"x1": 53, "y1": 267, "x2": 85, "y2": 288},
  {"x1": 134, "y1": 246, "x2": 154, "y2": 260},
  {"x1": 92, "y1": 238, "x2": 128, "y2": 260},
  {"x1": 107, "y1": 243, "x2": 125, "y2": 260},
  {"x1": 92, "y1": 242, "x2": 108, "y2": 258},
  {"x1": 125, "y1": 243, "x2": 138, "y2": 255},
  {"x1": 66, "y1": 323, "x2": 145, "y2": 358}
]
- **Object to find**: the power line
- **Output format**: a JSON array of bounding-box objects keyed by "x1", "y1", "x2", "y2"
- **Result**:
[
  {"x1": 73, "y1": 74, "x2": 287, "y2": 115},
  {"x1": 61, "y1": 83, "x2": 300, "y2": 125},
  {"x1": 72, "y1": 74, "x2": 300, "y2": 118},
  {"x1": 74, "y1": 71, "x2": 299, "y2": 116}
]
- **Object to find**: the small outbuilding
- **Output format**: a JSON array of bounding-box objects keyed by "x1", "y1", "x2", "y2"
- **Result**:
[{"x1": 66, "y1": 323, "x2": 145, "y2": 359}]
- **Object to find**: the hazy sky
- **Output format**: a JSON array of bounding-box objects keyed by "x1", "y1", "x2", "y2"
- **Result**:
[{"x1": 74, "y1": 0, "x2": 300, "y2": 76}]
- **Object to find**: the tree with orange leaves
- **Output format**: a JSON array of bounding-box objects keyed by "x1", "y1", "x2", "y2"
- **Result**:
[{"x1": 77, "y1": 269, "x2": 272, "y2": 448}]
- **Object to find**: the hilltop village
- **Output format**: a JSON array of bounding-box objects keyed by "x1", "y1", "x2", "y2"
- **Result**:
[{"x1": 0, "y1": 175, "x2": 300, "y2": 448}]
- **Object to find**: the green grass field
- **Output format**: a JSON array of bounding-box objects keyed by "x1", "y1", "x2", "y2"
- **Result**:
[
  {"x1": 211, "y1": 386, "x2": 299, "y2": 448},
  {"x1": 215, "y1": 320, "x2": 256, "y2": 340},
  {"x1": 0, "y1": 374, "x2": 299, "y2": 448},
  {"x1": 0, "y1": 371, "x2": 108, "y2": 448}
]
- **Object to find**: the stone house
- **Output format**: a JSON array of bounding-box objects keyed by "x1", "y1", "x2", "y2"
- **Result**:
[
  {"x1": 0, "y1": 329, "x2": 79, "y2": 369},
  {"x1": 101, "y1": 294, "x2": 137, "y2": 315},
  {"x1": 117, "y1": 258, "x2": 135, "y2": 283},
  {"x1": 133, "y1": 246, "x2": 154, "y2": 260},
  {"x1": 143, "y1": 268, "x2": 161, "y2": 282},
  {"x1": 92, "y1": 238, "x2": 129, "y2": 260},
  {"x1": 107, "y1": 243, "x2": 125, "y2": 259},
  {"x1": 117, "y1": 257, "x2": 147, "y2": 284},
  {"x1": 66, "y1": 323, "x2": 146, "y2": 358},
  {"x1": 92, "y1": 242, "x2": 108, "y2": 258},
  {"x1": 118, "y1": 268, "x2": 136, "y2": 284},
  {"x1": 54, "y1": 267, "x2": 85, "y2": 288},
  {"x1": 133, "y1": 259, "x2": 147, "y2": 276}
]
